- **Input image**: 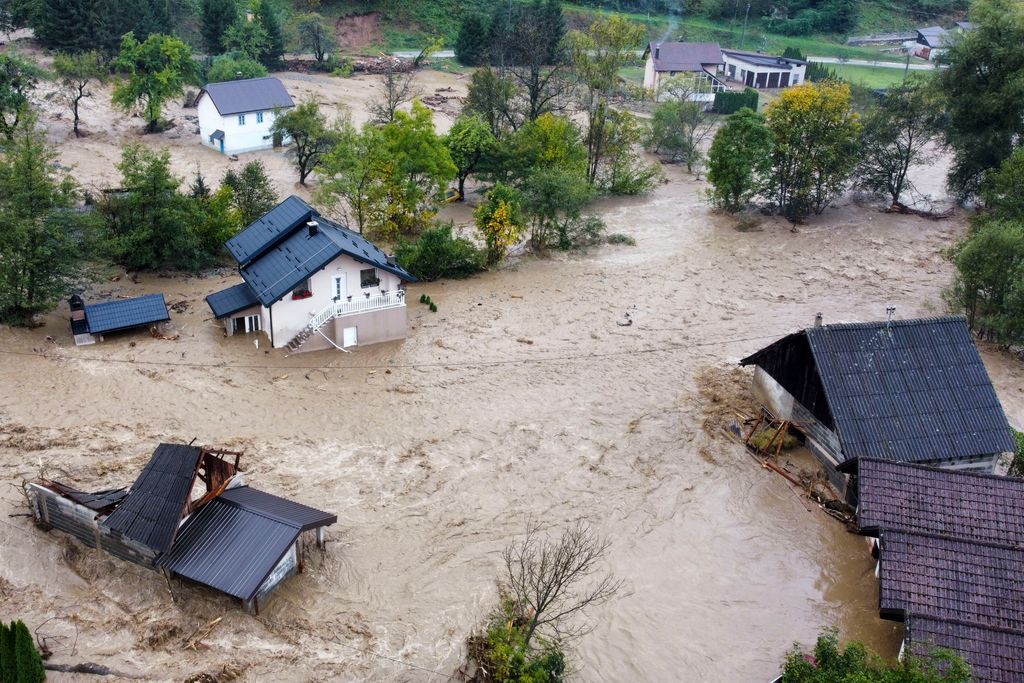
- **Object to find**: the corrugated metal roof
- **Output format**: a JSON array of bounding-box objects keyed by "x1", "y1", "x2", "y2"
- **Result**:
[
  {"x1": 645, "y1": 42, "x2": 723, "y2": 72},
  {"x1": 233, "y1": 197, "x2": 416, "y2": 306},
  {"x1": 199, "y1": 77, "x2": 295, "y2": 117},
  {"x1": 206, "y1": 282, "x2": 260, "y2": 319},
  {"x1": 102, "y1": 444, "x2": 203, "y2": 553},
  {"x1": 855, "y1": 459, "x2": 1024, "y2": 546},
  {"x1": 742, "y1": 316, "x2": 1015, "y2": 465},
  {"x1": 47, "y1": 481, "x2": 129, "y2": 513},
  {"x1": 906, "y1": 616, "x2": 1024, "y2": 683},
  {"x1": 84, "y1": 294, "x2": 170, "y2": 335},
  {"x1": 879, "y1": 530, "x2": 1024, "y2": 633},
  {"x1": 157, "y1": 485, "x2": 335, "y2": 601}
]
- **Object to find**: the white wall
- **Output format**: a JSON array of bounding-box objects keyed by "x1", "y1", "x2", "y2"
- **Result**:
[
  {"x1": 266, "y1": 253, "x2": 404, "y2": 348},
  {"x1": 722, "y1": 54, "x2": 806, "y2": 88},
  {"x1": 643, "y1": 56, "x2": 657, "y2": 91},
  {"x1": 197, "y1": 93, "x2": 285, "y2": 155}
]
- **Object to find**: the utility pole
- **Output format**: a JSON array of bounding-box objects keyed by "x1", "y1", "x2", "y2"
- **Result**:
[{"x1": 740, "y1": 2, "x2": 751, "y2": 50}]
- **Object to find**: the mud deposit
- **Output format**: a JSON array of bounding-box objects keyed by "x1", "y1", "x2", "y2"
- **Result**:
[{"x1": 1, "y1": 63, "x2": 1023, "y2": 681}]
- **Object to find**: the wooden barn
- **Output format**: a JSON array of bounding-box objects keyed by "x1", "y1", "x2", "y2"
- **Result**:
[{"x1": 740, "y1": 316, "x2": 1016, "y2": 493}]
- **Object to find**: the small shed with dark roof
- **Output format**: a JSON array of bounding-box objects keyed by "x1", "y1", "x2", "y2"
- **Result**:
[
  {"x1": 69, "y1": 293, "x2": 171, "y2": 346},
  {"x1": 740, "y1": 316, "x2": 1015, "y2": 491}
]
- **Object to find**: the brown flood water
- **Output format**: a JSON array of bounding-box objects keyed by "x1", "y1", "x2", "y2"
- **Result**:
[{"x1": 1, "y1": 82, "x2": 1022, "y2": 681}]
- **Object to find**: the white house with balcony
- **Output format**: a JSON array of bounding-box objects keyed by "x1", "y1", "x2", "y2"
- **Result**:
[
  {"x1": 206, "y1": 196, "x2": 415, "y2": 353},
  {"x1": 196, "y1": 77, "x2": 295, "y2": 155},
  {"x1": 642, "y1": 41, "x2": 726, "y2": 102}
]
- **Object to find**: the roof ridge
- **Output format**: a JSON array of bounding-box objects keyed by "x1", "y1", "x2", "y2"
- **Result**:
[
  {"x1": 858, "y1": 457, "x2": 1024, "y2": 486},
  {"x1": 216, "y1": 486, "x2": 304, "y2": 529},
  {"x1": 908, "y1": 613, "x2": 1024, "y2": 638},
  {"x1": 883, "y1": 528, "x2": 1024, "y2": 552}
]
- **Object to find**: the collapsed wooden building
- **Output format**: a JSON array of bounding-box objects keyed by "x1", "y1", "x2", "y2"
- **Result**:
[
  {"x1": 740, "y1": 316, "x2": 1016, "y2": 495},
  {"x1": 851, "y1": 458, "x2": 1024, "y2": 683},
  {"x1": 27, "y1": 443, "x2": 336, "y2": 612}
]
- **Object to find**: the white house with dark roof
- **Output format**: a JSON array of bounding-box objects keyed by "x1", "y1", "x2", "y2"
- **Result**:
[
  {"x1": 721, "y1": 49, "x2": 806, "y2": 89},
  {"x1": 195, "y1": 77, "x2": 295, "y2": 155},
  {"x1": 206, "y1": 196, "x2": 416, "y2": 353},
  {"x1": 642, "y1": 41, "x2": 726, "y2": 102}
]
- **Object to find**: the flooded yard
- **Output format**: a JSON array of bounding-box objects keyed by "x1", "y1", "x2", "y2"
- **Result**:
[{"x1": 1, "y1": 66, "x2": 1022, "y2": 681}]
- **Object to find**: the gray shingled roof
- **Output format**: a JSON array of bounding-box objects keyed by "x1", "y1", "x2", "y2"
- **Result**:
[
  {"x1": 223, "y1": 196, "x2": 415, "y2": 308},
  {"x1": 906, "y1": 616, "x2": 1024, "y2": 683},
  {"x1": 645, "y1": 42, "x2": 722, "y2": 72},
  {"x1": 206, "y1": 282, "x2": 260, "y2": 319},
  {"x1": 199, "y1": 77, "x2": 295, "y2": 116},
  {"x1": 157, "y1": 486, "x2": 335, "y2": 601},
  {"x1": 742, "y1": 316, "x2": 1016, "y2": 466},
  {"x1": 84, "y1": 294, "x2": 170, "y2": 335},
  {"x1": 855, "y1": 459, "x2": 1024, "y2": 546},
  {"x1": 102, "y1": 444, "x2": 203, "y2": 553}
]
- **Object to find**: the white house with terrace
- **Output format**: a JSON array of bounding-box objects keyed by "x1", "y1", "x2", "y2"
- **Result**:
[
  {"x1": 206, "y1": 196, "x2": 416, "y2": 353},
  {"x1": 196, "y1": 77, "x2": 294, "y2": 155}
]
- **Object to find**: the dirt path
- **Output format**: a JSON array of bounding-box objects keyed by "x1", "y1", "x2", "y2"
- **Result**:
[{"x1": 0, "y1": 64, "x2": 1020, "y2": 682}]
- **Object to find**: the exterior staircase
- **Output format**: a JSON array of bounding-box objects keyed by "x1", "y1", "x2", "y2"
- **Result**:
[{"x1": 286, "y1": 289, "x2": 406, "y2": 351}]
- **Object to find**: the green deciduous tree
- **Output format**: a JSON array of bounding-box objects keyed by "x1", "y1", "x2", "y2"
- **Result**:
[
  {"x1": 855, "y1": 80, "x2": 937, "y2": 207},
  {"x1": 112, "y1": 32, "x2": 200, "y2": 133},
  {"x1": 0, "y1": 51, "x2": 40, "y2": 142},
  {"x1": 207, "y1": 52, "x2": 268, "y2": 82},
  {"x1": 53, "y1": 50, "x2": 108, "y2": 137},
  {"x1": 763, "y1": 81, "x2": 861, "y2": 221},
  {"x1": 981, "y1": 146, "x2": 1024, "y2": 220},
  {"x1": 464, "y1": 66, "x2": 517, "y2": 137},
  {"x1": 647, "y1": 95, "x2": 715, "y2": 172},
  {"x1": 935, "y1": 0, "x2": 1024, "y2": 199},
  {"x1": 292, "y1": 12, "x2": 336, "y2": 65},
  {"x1": 0, "y1": 113, "x2": 91, "y2": 325},
  {"x1": 707, "y1": 107, "x2": 774, "y2": 212},
  {"x1": 272, "y1": 100, "x2": 339, "y2": 185},
  {"x1": 475, "y1": 182, "x2": 525, "y2": 265},
  {"x1": 222, "y1": 159, "x2": 278, "y2": 225},
  {"x1": 445, "y1": 113, "x2": 497, "y2": 199},
  {"x1": 200, "y1": 0, "x2": 239, "y2": 54},
  {"x1": 497, "y1": 0, "x2": 568, "y2": 124},
  {"x1": 599, "y1": 109, "x2": 660, "y2": 195},
  {"x1": 781, "y1": 629, "x2": 970, "y2": 682},
  {"x1": 508, "y1": 112, "x2": 587, "y2": 184}
]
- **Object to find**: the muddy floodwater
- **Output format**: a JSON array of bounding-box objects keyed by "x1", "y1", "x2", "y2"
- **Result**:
[{"x1": 2, "y1": 67, "x2": 1024, "y2": 681}]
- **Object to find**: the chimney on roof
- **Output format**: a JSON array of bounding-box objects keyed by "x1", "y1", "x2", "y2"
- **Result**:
[
  {"x1": 814, "y1": 312, "x2": 823, "y2": 327},
  {"x1": 655, "y1": 47, "x2": 660, "y2": 59},
  {"x1": 307, "y1": 220, "x2": 319, "y2": 237}
]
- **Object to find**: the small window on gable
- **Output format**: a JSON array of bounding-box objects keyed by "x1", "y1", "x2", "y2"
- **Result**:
[
  {"x1": 360, "y1": 268, "x2": 379, "y2": 288},
  {"x1": 292, "y1": 278, "x2": 312, "y2": 299},
  {"x1": 238, "y1": 114, "x2": 246, "y2": 126},
  {"x1": 256, "y1": 111, "x2": 264, "y2": 124}
]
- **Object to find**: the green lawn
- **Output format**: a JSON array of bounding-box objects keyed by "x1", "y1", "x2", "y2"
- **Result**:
[{"x1": 824, "y1": 63, "x2": 912, "y2": 89}]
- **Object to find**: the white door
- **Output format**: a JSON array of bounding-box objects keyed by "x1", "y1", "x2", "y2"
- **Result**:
[
  {"x1": 333, "y1": 274, "x2": 347, "y2": 301},
  {"x1": 342, "y1": 326, "x2": 358, "y2": 348}
]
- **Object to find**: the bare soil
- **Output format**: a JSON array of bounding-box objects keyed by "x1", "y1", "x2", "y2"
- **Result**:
[
  {"x1": 0, "y1": 55, "x2": 1021, "y2": 682},
  {"x1": 335, "y1": 12, "x2": 385, "y2": 51}
]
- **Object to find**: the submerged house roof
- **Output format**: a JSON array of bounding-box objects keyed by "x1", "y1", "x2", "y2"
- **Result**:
[
  {"x1": 740, "y1": 316, "x2": 1015, "y2": 467},
  {"x1": 722, "y1": 49, "x2": 806, "y2": 68},
  {"x1": 83, "y1": 294, "x2": 170, "y2": 335},
  {"x1": 855, "y1": 459, "x2": 1024, "y2": 546},
  {"x1": 208, "y1": 196, "x2": 415, "y2": 316},
  {"x1": 157, "y1": 486, "x2": 336, "y2": 601},
  {"x1": 102, "y1": 444, "x2": 204, "y2": 553},
  {"x1": 198, "y1": 77, "x2": 295, "y2": 116},
  {"x1": 905, "y1": 617, "x2": 1024, "y2": 683},
  {"x1": 644, "y1": 42, "x2": 723, "y2": 72}
]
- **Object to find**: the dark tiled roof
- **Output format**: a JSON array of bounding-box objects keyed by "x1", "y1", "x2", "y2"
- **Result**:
[
  {"x1": 102, "y1": 444, "x2": 203, "y2": 553},
  {"x1": 743, "y1": 316, "x2": 1015, "y2": 465},
  {"x1": 199, "y1": 77, "x2": 294, "y2": 117},
  {"x1": 232, "y1": 197, "x2": 416, "y2": 306},
  {"x1": 879, "y1": 531, "x2": 1024, "y2": 633},
  {"x1": 157, "y1": 486, "x2": 335, "y2": 601},
  {"x1": 226, "y1": 195, "x2": 315, "y2": 267},
  {"x1": 206, "y1": 282, "x2": 260, "y2": 319},
  {"x1": 856, "y1": 459, "x2": 1024, "y2": 546},
  {"x1": 645, "y1": 41, "x2": 722, "y2": 72},
  {"x1": 906, "y1": 616, "x2": 1024, "y2": 683},
  {"x1": 84, "y1": 294, "x2": 170, "y2": 335},
  {"x1": 722, "y1": 49, "x2": 805, "y2": 68}
]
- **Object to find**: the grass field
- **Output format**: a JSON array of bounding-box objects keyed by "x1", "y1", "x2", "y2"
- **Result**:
[{"x1": 824, "y1": 63, "x2": 913, "y2": 88}]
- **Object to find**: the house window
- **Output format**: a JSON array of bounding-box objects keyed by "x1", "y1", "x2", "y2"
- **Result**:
[
  {"x1": 232, "y1": 315, "x2": 261, "y2": 333},
  {"x1": 256, "y1": 112, "x2": 264, "y2": 124},
  {"x1": 360, "y1": 268, "x2": 379, "y2": 288},
  {"x1": 292, "y1": 279, "x2": 312, "y2": 300},
  {"x1": 238, "y1": 114, "x2": 246, "y2": 126}
]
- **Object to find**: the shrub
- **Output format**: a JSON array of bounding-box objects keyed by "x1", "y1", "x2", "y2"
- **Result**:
[
  {"x1": 713, "y1": 88, "x2": 759, "y2": 115},
  {"x1": 1010, "y1": 429, "x2": 1024, "y2": 477},
  {"x1": 419, "y1": 293, "x2": 427, "y2": 304},
  {"x1": 394, "y1": 223, "x2": 485, "y2": 281},
  {"x1": 606, "y1": 233, "x2": 636, "y2": 246},
  {"x1": 466, "y1": 596, "x2": 566, "y2": 683},
  {"x1": 13, "y1": 620, "x2": 45, "y2": 683},
  {"x1": 429, "y1": 302, "x2": 438, "y2": 312}
]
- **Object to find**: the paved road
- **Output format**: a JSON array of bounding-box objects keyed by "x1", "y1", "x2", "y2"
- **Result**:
[{"x1": 393, "y1": 49, "x2": 456, "y2": 59}]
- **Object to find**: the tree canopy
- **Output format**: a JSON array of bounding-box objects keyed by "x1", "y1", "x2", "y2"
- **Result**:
[{"x1": 111, "y1": 32, "x2": 200, "y2": 133}]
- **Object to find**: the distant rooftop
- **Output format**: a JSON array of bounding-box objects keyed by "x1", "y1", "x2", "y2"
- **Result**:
[
  {"x1": 645, "y1": 41, "x2": 723, "y2": 72},
  {"x1": 199, "y1": 77, "x2": 295, "y2": 116},
  {"x1": 722, "y1": 48, "x2": 806, "y2": 68}
]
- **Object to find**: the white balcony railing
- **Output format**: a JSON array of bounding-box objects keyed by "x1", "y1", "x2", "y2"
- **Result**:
[{"x1": 302, "y1": 289, "x2": 407, "y2": 338}]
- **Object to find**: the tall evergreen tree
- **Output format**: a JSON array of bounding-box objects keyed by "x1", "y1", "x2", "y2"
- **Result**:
[
  {"x1": 222, "y1": 160, "x2": 278, "y2": 225},
  {"x1": 455, "y1": 13, "x2": 489, "y2": 66},
  {"x1": 13, "y1": 620, "x2": 44, "y2": 683},
  {"x1": 32, "y1": 0, "x2": 99, "y2": 53},
  {"x1": 200, "y1": 0, "x2": 239, "y2": 54},
  {"x1": 0, "y1": 621, "x2": 15, "y2": 683},
  {"x1": 253, "y1": 0, "x2": 285, "y2": 68}
]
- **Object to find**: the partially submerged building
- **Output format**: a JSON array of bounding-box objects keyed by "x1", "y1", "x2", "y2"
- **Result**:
[
  {"x1": 69, "y1": 293, "x2": 171, "y2": 346},
  {"x1": 851, "y1": 458, "x2": 1024, "y2": 683},
  {"x1": 206, "y1": 195, "x2": 416, "y2": 353},
  {"x1": 196, "y1": 77, "x2": 295, "y2": 155},
  {"x1": 28, "y1": 443, "x2": 336, "y2": 612},
  {"x1": 740, "y1": 316, "x2": 1016, "y2": 493}
]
